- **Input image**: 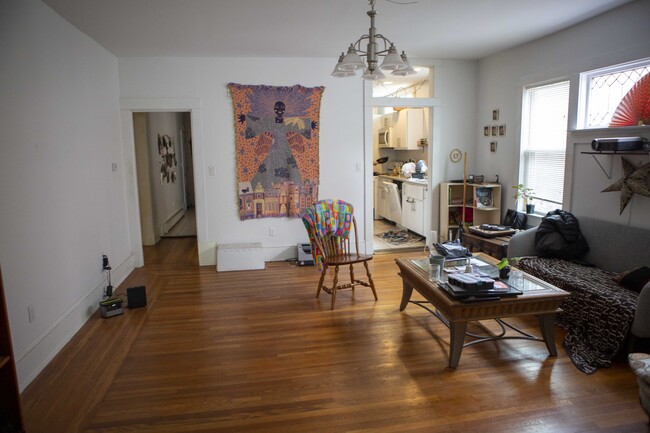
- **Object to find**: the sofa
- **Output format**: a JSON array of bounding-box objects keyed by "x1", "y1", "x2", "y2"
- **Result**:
[{"x1": 507, "y1": 216, "x2": 650, "y2": 374}]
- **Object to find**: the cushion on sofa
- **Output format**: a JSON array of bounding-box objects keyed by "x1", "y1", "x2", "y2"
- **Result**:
[
  {"x1": 518, "y1": 257, "x2": 638, "y2": 374},
  {"x1": 614, "y1": 266, "x2": 650, "y2": 293}
]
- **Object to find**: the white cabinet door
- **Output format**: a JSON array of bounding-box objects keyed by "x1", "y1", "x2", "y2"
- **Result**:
[
  {"x1": 402, "y1": 183, "x2": 426, "y2": 236},
  {"x1": 383, "y1": 182, "x2": 402, "y2": 224},
  {"x1": 394, "y1": 109, "x2": 425, "y2": 150}
]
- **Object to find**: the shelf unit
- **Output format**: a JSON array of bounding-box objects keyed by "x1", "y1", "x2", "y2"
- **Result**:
[
  {"x1": 439, "y1": 182, "x2": 501, "y2": 242},
  {"x1": 0, "y1": 268, "x2": 25, "y2": 433}
]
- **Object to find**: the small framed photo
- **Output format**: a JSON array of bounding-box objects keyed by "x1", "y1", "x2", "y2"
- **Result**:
[
  {"x1": 499, "y1": 125, "x2": 506, "y2": 136},
  {"x1": 491, "y1": 125, "x2": 498, "y2": 136},
  {"x1": 490, "y1": 141, "x2": 497, "y2": 152},
  {"x1": 483, "y1": 126, "x2": 490, "y2": 136},
  {"x1": 492, "y1": 109, "x2": 499, "y2": 121}
]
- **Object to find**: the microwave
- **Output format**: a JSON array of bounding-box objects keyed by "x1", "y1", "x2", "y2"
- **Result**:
[{"x1": 378, "y1": 127, "x2": 394, "y2": 148}]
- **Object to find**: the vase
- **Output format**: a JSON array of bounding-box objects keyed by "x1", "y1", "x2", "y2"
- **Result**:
[{"x1": 526, "y1": 204, "x2": 535, "y2": 214}]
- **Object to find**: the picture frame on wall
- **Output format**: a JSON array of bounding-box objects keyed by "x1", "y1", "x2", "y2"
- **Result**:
[
  {"x1": 491, "y1": 125, "x2": 498, "y2": 136},
  {"x1": 499, "y1": 125, "x2": 506, "y2": 136},
  {"x1": 484, "y1": 126, "x2": 490, "y2": 136},
  {"x1": 490, "y1": 141, "x2": 497, "y2": 152},
  {"x1": 492, "y1": 109, "x2": 499, "y2": 121}
]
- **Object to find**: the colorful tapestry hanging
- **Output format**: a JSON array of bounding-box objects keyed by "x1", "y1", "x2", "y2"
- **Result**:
[{"x1": 228, "y1": 83, "x2": 324, "y2": 220}]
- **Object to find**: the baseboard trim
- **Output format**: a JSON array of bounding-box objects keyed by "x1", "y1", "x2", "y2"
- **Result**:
[
  {"x1": 198, "y1": 241, "x2": 369, "y2": 266},
  {"x1": 14, "y1": 254, "x2": 135, "y2": 391}
]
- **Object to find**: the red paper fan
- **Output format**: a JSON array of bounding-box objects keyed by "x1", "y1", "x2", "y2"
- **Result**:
[{"x1": 609, "y1": 73, "x2": 650, "y2": 127}]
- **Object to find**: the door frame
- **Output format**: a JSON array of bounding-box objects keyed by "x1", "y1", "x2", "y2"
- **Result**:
[
  {"x1": 120, "y1": 97, "x2": 205, "y2": 266},
  {"x1": 363, "y1": 67, "x2": 443, "y2": 254}
]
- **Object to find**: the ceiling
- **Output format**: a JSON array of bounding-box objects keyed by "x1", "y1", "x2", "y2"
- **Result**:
[{"x1": 42, "y1": 0, "x2": 633, "y2": 60}]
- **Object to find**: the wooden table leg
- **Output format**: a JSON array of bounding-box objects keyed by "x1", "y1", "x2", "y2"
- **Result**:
[
  {"x1": 449, "y1": 321, "x2": 467, "y2": 368},
  {"x1": 538, "y1": 314, "x2": 558, "y2": 356},
  {"x1": 399, "y1": 279, "x2": 413, "y2": 311}
]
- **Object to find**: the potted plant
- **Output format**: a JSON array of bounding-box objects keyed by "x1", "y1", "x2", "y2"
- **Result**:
[{"x1": 512, "y1": 184, "x2": 535, "y2": 214}]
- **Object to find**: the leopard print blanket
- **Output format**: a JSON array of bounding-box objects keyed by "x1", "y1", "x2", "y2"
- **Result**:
[{"x1": 517, "y1": 257, "x2": 637, "y2": 374}]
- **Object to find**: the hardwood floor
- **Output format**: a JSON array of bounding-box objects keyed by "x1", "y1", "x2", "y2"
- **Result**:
[{"x1": 21, "y1": 238, "x2": 648, "y2": 432}]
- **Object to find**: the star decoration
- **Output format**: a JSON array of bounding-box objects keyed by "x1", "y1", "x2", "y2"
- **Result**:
[{"x1": 601, "y1": 157, "x2": 650, "y2": 214}]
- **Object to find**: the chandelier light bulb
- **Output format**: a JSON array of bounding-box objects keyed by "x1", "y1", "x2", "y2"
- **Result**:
[
  {"x1": 331, "y1": 53, "x2": 358, "y2": 77},
  {"x1": 379, "y1": 44, "x2": 405, "y2": 71},
  {"x1": 339, "y1": 44, "x2": 366, "y2": 71},
  {"x1": 392, "y1": 51, "x2": 417, "y2": 76}
]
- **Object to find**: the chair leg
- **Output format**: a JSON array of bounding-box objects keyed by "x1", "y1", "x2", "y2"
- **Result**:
[
  {"x1": 316, "y1": 266, "x2": 327, "y2": 299},
  {"x1": 349, "y1": 264, "x2": 355, "y2": 291},
  {"x1": 364, "y1": 261, "x2": 378, "y2": 300},
  {"x1": 331, "y1": 265, "x2": 340, "y2": 310}
]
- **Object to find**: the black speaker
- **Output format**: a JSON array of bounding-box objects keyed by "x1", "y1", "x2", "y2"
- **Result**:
[{"x1": 127, "y1": 286, "x2": 147, "y2": 309}]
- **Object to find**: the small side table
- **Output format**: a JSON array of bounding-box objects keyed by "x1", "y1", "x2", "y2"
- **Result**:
[{"x1": 461, "y1": 232, "x2": 512, "y2": 260}]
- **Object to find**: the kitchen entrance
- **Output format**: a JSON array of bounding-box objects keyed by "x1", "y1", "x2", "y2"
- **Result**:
[{"x1": 368, "y1": 70, "x2": 437, "y2": 253}]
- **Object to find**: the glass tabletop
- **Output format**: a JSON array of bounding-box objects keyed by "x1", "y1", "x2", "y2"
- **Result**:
[{"x1": 410, "y1": 256, "x2": 559, "y2": 294}]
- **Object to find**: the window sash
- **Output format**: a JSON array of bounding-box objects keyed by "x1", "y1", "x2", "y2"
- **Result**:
[
  {"x1": 521, "y1": 80, "x2": 570, "y2": 212},
  {"x1": 522, "y1": 149, "x2": 565, "y2": 205},
  {"x1": 581, "y1": 57, "x2": 650, "y2": 129}
]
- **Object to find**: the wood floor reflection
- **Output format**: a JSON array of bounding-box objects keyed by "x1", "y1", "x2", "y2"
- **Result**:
[{"x1": 21, "y1": 238, "x2": 647, "y2": 432}]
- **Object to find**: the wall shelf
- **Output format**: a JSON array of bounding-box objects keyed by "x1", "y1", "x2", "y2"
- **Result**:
[
  {"x1": 580, "y1": 150, "x2": 649, "y2": 179},
  {"x1": 580, "y1": 151, "x2": 649, "y2": 155}
]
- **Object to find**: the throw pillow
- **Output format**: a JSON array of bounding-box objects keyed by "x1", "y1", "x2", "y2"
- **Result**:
[{"x1": 614, "y1": 266, "x2": 650, "y2": 293}]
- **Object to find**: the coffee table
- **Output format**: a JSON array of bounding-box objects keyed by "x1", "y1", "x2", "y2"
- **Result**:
[{"x1": 396, "y1": 253, "x2": 569, "y2": 368}]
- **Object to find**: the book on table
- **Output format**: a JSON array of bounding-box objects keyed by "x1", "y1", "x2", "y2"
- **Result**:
[{"x1": 440, "y1": 273, "x2": 522, "y2": 300}]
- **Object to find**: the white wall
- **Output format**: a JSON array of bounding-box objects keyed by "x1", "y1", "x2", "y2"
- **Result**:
[
  {"x1": 476, "y1": 0, "x2": 650, "y2": 228},
  {"x1": 0, "y1": 0, "x2": 131, "y2": 389},
  {"x1": 119, "y1": 58, "x2": 479, "y2": 263},
  {"x1": 119, "y1": 57, "x2": 367, "y2": 263}
]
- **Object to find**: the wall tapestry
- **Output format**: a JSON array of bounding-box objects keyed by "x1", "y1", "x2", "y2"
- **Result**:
[
  {"x1": 158, "y1": 133, "x2": 177, "y2": 184},
  {"x1": 228, "y1": 83, "x2": 324, "y2": 220}
]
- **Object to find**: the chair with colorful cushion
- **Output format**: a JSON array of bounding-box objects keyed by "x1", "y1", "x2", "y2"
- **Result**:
[{"x1": 302, "y1": 199, "x2": 377, "y2": 310}]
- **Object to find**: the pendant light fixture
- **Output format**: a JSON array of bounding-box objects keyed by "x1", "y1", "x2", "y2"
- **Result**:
[{"x1": 331, "y1": 0, "x2": 416, "y2": 80}]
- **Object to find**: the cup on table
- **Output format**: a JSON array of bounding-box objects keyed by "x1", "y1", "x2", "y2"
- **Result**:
[
  {"x1": 428, "y1": 254, "x2": 446, "y2": 282},
  {"x1": 510, "y1": 270, "x2": 523, "y2": 287},
  {"x1": 429, "y1": 264, "x2": 441, "y2": 282}
]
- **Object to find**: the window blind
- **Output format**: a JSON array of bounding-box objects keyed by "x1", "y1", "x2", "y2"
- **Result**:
[{"x1": 521, "y1": 81, "x2": 570, "y2": 209}]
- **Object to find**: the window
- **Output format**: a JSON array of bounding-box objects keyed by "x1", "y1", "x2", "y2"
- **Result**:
[
  {"x1": 520, "y1": 80, "x2": 570, "y2": 215},
  {"x1": 581, "y1": 58, "x2": 650, "y2": 129}
]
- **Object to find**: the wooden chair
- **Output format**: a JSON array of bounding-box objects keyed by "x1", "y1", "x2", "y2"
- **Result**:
[{"x1": 303, "y1": 200, "x2": 377, "y2": 310}]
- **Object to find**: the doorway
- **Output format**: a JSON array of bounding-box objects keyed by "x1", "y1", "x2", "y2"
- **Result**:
[
  {"x1": 133, "y1": 112, "x2": 196, "y2": 247},
  {"x1": 366, "y1": 68, "x2": 438, "y2": 254}
]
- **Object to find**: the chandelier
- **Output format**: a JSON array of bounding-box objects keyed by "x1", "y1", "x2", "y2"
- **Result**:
[{"x1": 331, "y1": 0, "x2": 416, "y2": 80}]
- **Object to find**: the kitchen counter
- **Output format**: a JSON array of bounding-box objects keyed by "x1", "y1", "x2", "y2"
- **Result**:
[{"x1": 377, "y1": 174, "x2": 428, "y2": 185}]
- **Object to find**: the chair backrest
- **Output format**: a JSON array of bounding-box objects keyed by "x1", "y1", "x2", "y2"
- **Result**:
[
  {"x1": 302, "y1": 199, "x2": 359, "y2": 268},
  {"x1": 311, "y1": 216, "x2": 360, "y2": 259}
]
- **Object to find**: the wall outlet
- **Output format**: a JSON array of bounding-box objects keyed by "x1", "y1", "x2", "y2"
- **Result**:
[{"x1": 269, "y1": 227, "x2": 276, "y2": 236}]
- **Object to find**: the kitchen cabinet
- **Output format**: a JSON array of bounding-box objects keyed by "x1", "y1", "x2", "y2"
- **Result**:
[
  {"x1": 402, "y1": 182, "x2": 427, "y2": 236},
  {"x1": 0, "y1": 269, "x2": 25, "y2": 433},
  {"x1": 393, "y1": 109, "x2": 425, "y2": 150},
  {"x1": 439, "y1": 182, "x2": 501, "y2": 242}
]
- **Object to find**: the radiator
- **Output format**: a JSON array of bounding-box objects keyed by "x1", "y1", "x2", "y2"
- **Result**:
[{"x1": 162, "y1": 207, "x2": 185, "y2": 234}]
